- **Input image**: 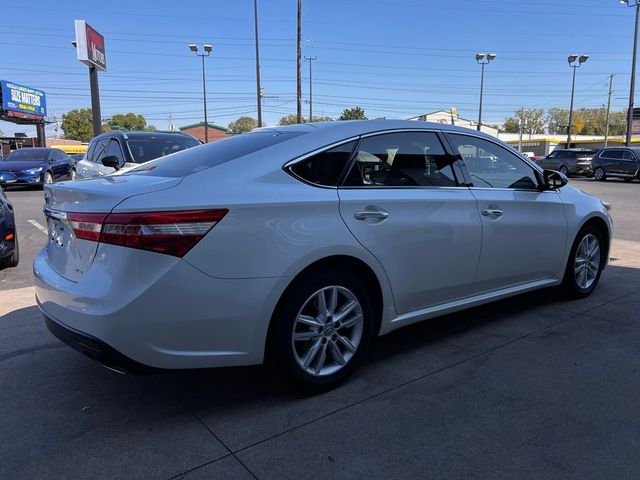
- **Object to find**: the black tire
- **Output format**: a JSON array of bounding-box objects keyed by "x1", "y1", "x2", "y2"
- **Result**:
[
  {"x1": 0, "y1": 231, "x2": 19, "y2": 269},
  {"x1": 559, "y1": 165, "x2": 569, "y2": 176},
  {"x1": 593, "y1": 167, "x2": 606, "y2": 182},
  {"x1": 269, "y1": 269, "x2": 376, "y2": 391},
  {"x1": 561, "y1": 225, "x2": 605, "y2": 298},
  {"x1": 70, "y1": 168, "x2": 77, "y2": 181}
]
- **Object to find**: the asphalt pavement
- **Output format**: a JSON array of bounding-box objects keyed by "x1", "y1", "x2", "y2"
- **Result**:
[{"x1": 1, "y1": 178, "x2": 640, "y2": 479}]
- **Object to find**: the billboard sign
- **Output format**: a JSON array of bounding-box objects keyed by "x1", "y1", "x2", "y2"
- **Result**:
[
  {"x1": 0, "y1": 80, "x2": 47, "y2": 118},
  {"x1": 74, "y1": 20, "x2": 107, "y2": 71}
]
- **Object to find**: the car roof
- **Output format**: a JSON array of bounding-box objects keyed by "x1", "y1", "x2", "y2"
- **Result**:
[
  {"x1": 92, "y1": 130, "x2": 196, "y2": 141},
  {"x1": 258, "y1": 119, "x2": 498, "y2": 141},
  {"x1": 8, "y1": 147, "x2": 54, "y2": 153}
]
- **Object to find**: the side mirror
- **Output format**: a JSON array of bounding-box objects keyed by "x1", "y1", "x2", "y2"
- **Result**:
[
  {"x1": 543, "y1": 169, "x2": 568, "y2": 190},
  {"x1": 101, "y1": 155, "x2": 120, "y2": 171}
]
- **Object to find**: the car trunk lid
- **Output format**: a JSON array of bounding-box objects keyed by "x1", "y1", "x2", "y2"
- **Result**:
[{"x1": 43, "y1": 175, "x2": 182, "y2": 282}]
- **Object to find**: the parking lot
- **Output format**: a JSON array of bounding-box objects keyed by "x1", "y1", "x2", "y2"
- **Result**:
[{"x1": 1, "y1": 178, "x2": 640, "y2": 479}]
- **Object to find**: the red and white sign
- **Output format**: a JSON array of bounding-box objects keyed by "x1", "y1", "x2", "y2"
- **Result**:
[{"x1": 74, "y1": 20, "x2": 107, "y2": 71}]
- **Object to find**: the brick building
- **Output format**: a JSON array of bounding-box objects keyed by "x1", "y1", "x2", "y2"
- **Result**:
[{"x1": 179, "y1": 122, "x2": 229, "y2": 143}]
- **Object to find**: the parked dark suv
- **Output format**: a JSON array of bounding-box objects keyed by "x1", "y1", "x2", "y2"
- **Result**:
[
  {"x1": 76, "y1": 131, "x2": 201, "y2": 179},
  {"x1": 585, "y1": 147, "x2": 640, "y2": 182},
  {"x1": 0, "y1": 184, "x2": 18, "y2": 270},
  {"x1": 536, "y1": 148, "x2": 598, "y2": 176}
]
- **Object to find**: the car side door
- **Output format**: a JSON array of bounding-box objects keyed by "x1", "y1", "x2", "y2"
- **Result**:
[
  {"x1": 337, "y1": 130, "x2": 482, "y2": 315},
  {"x1": 49, "y1": 150, "x2": 67, "y2": 180},
  {"x1": 601, "y1": 149, "x2": 623, "y2": 174},
  {"x1": 620, "y1": 150, "x2": 638, "y2": 176},
  {"x1": 445, "y1": 132, "x2": 568, "y2": 294}
]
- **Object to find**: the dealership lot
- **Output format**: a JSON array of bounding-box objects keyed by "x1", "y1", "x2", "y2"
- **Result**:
[{"x1": 1, "y1": 178, "x2": 640, "y2": 479}]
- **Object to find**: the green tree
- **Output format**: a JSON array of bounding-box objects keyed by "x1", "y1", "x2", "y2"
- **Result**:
[
  {"x1": 546, "y1": 108, "x2": 569, "y2": 134},
  {"x1": 105, "y1": 113, "x2": 152, "y2": 131},
  {"x1": 278, "y1": 114, "x2": 301, "y2": 125},
  {"x1": 502, "y1": 116, "x2": 520, "y2": 133},
  {"x1": 338, "y1": 107, "x2": 367, "y2": 120},
  {"x1": 62, "y1": 108, "x2": 94, "y2": 142},
  {"x1": 228, "y1": 116, "x2": 258, "y2": 133}
]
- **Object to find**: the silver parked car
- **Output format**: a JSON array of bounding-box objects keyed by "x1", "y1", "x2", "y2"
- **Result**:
[{"x1": 35, "y1": 121, "x2": 612, "y2": 390}]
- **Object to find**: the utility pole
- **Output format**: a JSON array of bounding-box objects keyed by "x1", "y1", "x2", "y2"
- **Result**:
[
  {"x1": 296, "y1": 0, "x2": 302, "y2": 123},
  {"x1": 305, "y1": 56, "x2": 317, "y2": 122},
  {"x1": 518, "y1": 107, "x2": 524, "y2": 152},
  {"x1": 622, "y1": 1, "x2": 640, "y2": 146},
  {"x1": 605, "y1": 74, "x2": 614, "y2": 148},
  {"x1": 253, "y1": 0, "x2": 262, "y2": 127}
]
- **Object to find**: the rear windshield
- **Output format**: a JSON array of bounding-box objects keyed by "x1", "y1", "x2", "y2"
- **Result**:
[
  {"x1": 126, "y1": 130, "x2": 306, "y2": 177},
  {"x1": 2, "y1": 149, "x2": 49, "y2": 161},
  {"x1": 126, "y1": 135, "x2": 201, "y2": 163}
]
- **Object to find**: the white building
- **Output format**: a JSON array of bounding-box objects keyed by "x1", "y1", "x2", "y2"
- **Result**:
[{"x1": 408, "y1": 110, "x2": 499, "y2": 137}]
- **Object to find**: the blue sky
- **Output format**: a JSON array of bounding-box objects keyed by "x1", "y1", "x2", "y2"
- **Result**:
[{"x1": 0, "y1": 0, "x2": 636, "y2": 136}]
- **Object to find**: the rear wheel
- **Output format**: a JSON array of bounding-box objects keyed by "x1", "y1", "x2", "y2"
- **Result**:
[
  {"x1": 0, "y1": 231, "x2": 19, "y2": 269},
  {"x1": 562, "y1": 225, "x2": 605, "y2": 298},
  {"x1": 270, "y1": 269, "x2": 375, "y2": 391},
  {"x1": 593, "y1": 167, "x2": 606, "y2": 182}
]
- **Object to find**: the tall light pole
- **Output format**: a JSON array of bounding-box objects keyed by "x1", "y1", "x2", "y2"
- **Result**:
[
  {"x1": 475, "y1": 53, "x2": 496, "y2": 132},
  {"x1": 567, "y1": 54, "x2": 589, "y2": 149},
  {"x1": 305, "y1": 56, "x2": 317, "y2": 122},
  {"x1": 297, "y1": 0, "x2": 303, "y2": 124},
  {"x1": 189, "y1": 44, "x2": 213, "y2": 143},
  {"x1": 620, "y1": 0, "x2": 640, "y2": 146},
  {"x1": 253, "y1": 0, "x2": 262, "y2": 127}
]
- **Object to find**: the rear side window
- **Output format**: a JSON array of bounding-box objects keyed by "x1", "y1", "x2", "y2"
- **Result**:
[
  {"x1": 126, "y1": 131, "x2": 307, "y2": 177},
  {"x1": 289, "y1": 141, "x2": 356, "y2": 186},
  {"x1": 343, "y1": 132, "x2": 457, "y2": 187}
]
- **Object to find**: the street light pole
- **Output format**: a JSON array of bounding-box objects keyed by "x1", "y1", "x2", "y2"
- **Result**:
[
  {"x1": 305, "y1": 56, "x2": 317, "y2": 122},
  {"x1": 253, "y1": 0, "x2": 262, "y2": 127},
  {"x1": 475, "y1": 53, "x2": 496, "y2": 132},
  {"x1": 621, "y1": 0, "x2": 640, "y2": 146},
  {"x1": 189, "y1": 44, "x2": 212, "y2": 143},
  {"x1": 566, "y1": 54, "x2": 589, "y2": 149}
]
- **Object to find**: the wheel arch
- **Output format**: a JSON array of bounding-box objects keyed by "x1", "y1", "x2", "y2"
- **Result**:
[
  {"x1": 264, "y1": 254, "x2": 386, "y2": 361},
  {"x1": 580, "y1": 215, "x2": 611, "y2": 261}
]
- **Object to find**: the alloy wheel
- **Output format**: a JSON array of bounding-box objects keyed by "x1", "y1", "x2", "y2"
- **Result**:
[
  {"x1": 44, "y1": 172, "x2": 53, "y2": 184},
  {"x1": 291, "y1": 286, "x2": 364, "y2": 377},
  {"x1": 70, "y1": 169, "x2": 76, "y2": 181},
  {"x1": 574, "y1": 233, "x2": 601, "y2": 290},
  {"x1": 594, "y1": 168, "x2": 605, "y2": 181}
]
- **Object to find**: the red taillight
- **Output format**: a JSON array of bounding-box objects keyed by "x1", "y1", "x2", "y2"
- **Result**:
[{"x1": 68, "y1": 209, "x2": 228, "y2": 257}]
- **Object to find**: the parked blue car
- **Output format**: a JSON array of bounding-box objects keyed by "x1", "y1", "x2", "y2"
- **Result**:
[
  {"x1": 0, "y1": 148, "x2": 76, "y2": 187},
  {"x1": 0, "y1": 184, "x2": 18, "y2": 270}
]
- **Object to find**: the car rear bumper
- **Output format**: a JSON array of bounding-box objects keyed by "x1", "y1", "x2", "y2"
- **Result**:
[
  {"x1": 44, "y1": 314, "x2": 156, "y2": 374},
  {"x1": 34, "y1": 246, "x2": 291, "y2": 370}
]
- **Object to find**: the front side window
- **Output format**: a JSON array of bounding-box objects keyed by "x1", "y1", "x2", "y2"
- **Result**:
[
  {"x1": 289, "y1": 141, "x2": 356, "y2": 186},
  {"x1": 107, "y1": 139, "x2": 126, "y2": 166},
  {"x1": 602, "y1": 150, "x2": 623, "y2": 160},
  {"x1": 547, "y1": 151, "x2": 560, "y2": 158},
  {"x1": 343, "y1": 132, "x2": 457, "y2": 187},
  {"x1": 92, "y1": 139, "x2": 110, "y2": 164},
  {"x1": 448, "y1": 134, "x2": 539, "y2": 190}
]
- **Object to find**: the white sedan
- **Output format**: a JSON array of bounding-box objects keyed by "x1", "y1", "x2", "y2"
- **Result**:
[{"x1": 34, "y1": 120, "x2": 612, "y2": 390}]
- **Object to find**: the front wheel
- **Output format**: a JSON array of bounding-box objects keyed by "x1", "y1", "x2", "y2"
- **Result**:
[
  {"x1": 70, "y1": 168, "x2": 77, "y2": 181},
  {"x1": 593, "y1": 167, "x2": 606, "y2": 182},
  {"x1": 562, "y1": 226, "x2": 605, "y2": 298},
  {"x1": 270, "y1": 270, "x2": 375, "y2": 391},
  {"x1": 43, "y1": 171, "x2": 54, "y2": 185}
]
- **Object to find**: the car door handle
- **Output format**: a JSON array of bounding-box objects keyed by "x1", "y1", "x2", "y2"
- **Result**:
[
  {"x1": 481, "y1": 208, "x2": 503, "y2": 218},
  {"x1": 354, "y1": 211, "x2": 389, "y2": 221}
]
